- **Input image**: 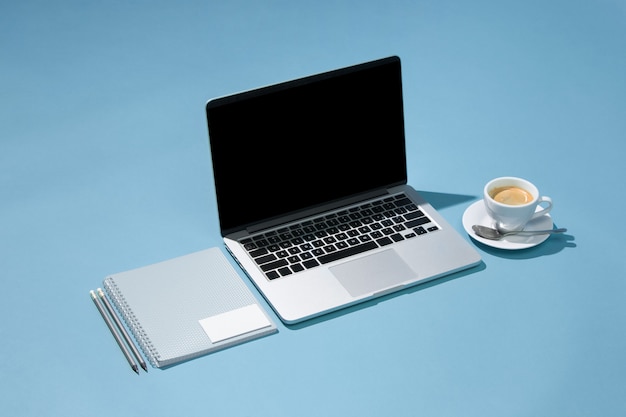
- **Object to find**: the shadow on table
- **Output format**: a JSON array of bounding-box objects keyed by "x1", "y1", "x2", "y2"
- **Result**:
[
  {"x1": 286, "y1": 190, "x2": 486, "y2": 330},
  {"x1": 285, "y1": 191, "x2": 574, "y2": 330},
  {"x1": 417, "y1": 190, "x2": 577, "y2": 260},
  {"x1": 417, "y1": 190, "x2": 477, "y2": 210},
  {"x1": 469, "y1": 229, "x2": 576, "y2": 260}
]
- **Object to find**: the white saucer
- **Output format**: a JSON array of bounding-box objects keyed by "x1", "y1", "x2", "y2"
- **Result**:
[{"x1": 462, "y1": 200, "x2": 554, "y2": 250}]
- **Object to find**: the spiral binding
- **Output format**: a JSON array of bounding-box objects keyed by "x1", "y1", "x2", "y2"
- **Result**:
[{"x1": 103, "y1": 277, "x2": 160, "y2": 368}]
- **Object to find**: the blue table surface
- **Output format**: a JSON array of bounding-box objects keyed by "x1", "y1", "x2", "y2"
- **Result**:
[{"x1": 2, "y1": 1, "x2": 625, "y2": 416}]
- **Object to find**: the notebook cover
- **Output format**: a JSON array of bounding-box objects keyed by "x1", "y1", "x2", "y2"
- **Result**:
[{"x1": 102, "y1": 247, "x2": 277, "y2": 368}]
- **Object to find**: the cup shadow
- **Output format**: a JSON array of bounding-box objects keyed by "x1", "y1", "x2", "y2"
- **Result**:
[
  {"x1": 284, "y1": 190, "x2": 572, "y2": 330},
  {"x1": 433, "y1": 188, "x2": 578, "y2": 260},
  {"x1": 469, "y1": 227, "x2": 576, "y2": 260}
]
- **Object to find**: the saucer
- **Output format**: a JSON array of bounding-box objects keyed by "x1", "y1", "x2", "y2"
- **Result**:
[{"x1": 462, "y1": 200, "x2": 554, "y2": 250}]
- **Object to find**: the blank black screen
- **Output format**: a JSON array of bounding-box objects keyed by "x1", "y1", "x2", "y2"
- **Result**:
[{"x1": 206, "y1": 56, "x2": 407, "y2": 234}]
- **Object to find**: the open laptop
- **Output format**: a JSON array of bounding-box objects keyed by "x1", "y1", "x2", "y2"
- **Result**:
[{"x1": 205, "y1": 56, "x2": 481, "y2": 324}]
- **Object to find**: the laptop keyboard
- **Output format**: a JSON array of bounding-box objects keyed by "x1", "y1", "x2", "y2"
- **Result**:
[{"x1": 240, "y1": 193, "x2": 439, "y2": 280}]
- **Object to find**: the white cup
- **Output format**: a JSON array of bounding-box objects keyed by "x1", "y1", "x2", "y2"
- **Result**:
[{"x1": 483, "y1": 177, "x2": 552, "y2": 232}]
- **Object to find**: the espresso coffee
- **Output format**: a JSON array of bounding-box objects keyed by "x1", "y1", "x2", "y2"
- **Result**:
[{"x1": 490, "y1": 186, "x2": 533, "y2": 205}]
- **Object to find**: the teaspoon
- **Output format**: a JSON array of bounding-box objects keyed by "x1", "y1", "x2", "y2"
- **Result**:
[{"x1": 472, "y1": 225, "x2": 567, "y2": 240}]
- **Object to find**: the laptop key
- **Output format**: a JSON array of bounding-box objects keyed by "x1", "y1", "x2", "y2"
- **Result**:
[
  {"x1": 267, "y1": 244, "x2": 280, "y2": 252},
  {"x1": 244, "y1": 242, "x2": 258, "y2": 251},
  {"x1": 267, "y1": 235, "x2": 281, "y2": 244},
  {"x1": 302, "y1": 259, "x2": 320, "y2": 269},
  {"x1": 250, "y1": 247, "x2": 269, "y2": 257},
  {"x1": 318, "y1": 241, "x2": 378, "y2": 264},
  {"x1": 260, "y1": 259, "x2": 288, "y2": 272},
  {"x1": 394, "y1": 197, "x2": 412, "y2": 206},
  {"x1": 391, "y1": 233, "x2": 404, "y2": 242},
  {"x1": 266, "y1": 270, "x2": 280, "y2": 280},
  {"x1": 336, "y1": 241, "x2": 349, "y2": 250},
  {"x1": 255, "y1": 253, "x2": 277, "y2": 265},
  {"x1": 278, "y1": 267, "x2": 292, "y2": 276},
  {"x1": 404, "y1": 210, "x2": 424, "y2": 220},
  {"x1": 324, "y1": 245, "x2": 337, "y2": 253},
  {"x1": 406, "y1": 217, "x2": 431, "y2": 228}
]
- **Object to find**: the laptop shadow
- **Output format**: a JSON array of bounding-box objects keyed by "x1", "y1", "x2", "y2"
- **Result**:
[
  {"x1": 416, "y1": 190, "x2": 477, "y2": 210},
  {"x1": 283, "y1": 190, "x2": 483, "y2": 330},
  {"x1": 418, "y1": 190, "x2": 577, "y2": 259}
]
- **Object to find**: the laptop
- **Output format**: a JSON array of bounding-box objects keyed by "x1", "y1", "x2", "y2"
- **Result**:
[{"x1": 205, "y1": 56, "x2": 481, "y2": 324}]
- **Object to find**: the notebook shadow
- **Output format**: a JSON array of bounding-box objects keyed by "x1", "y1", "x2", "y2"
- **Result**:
[{"x1": 284, "y1": 261, "x2": 486, "y2": 330}]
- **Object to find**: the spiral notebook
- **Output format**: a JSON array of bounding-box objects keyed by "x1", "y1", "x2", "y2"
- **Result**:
[{"x1": 102, "y1": 247, "x2": 277, "y2": 368}]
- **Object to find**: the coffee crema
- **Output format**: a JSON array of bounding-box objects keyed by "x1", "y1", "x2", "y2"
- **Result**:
[{"x1": 490, "y1": 186, "x2": 533, "y2": 205}]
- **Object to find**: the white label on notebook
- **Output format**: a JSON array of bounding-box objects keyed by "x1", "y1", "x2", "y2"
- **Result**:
[{"x1": 199, "y1": 304, "x2": 272, "y2": 343}]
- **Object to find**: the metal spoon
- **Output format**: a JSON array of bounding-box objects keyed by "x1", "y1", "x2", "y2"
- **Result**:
[{"x1": 472, "y1": 225, "x2": 567, "y2": 240}]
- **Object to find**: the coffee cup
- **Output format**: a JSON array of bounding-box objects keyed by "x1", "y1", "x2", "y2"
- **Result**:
[{"x1": 483, "y1": 177, "x2": 552, "y2": 232}]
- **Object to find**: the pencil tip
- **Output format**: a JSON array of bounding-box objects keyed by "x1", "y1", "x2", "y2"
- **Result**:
[
  {"x1": 141, "y1": 363, "x2": 148, "y2": 372},
  {"x1": 132, "y1": 365, "x2": 139, "y2": 374}
]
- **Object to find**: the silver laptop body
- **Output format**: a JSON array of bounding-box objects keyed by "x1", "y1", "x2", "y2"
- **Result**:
[{"x1": 206, "y1": 56, "x2": 481, "y2": 324}]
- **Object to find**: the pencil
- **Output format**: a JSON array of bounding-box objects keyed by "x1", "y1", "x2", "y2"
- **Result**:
[
  {"x1": 90, "y1": 290, "x2": 139, "y2": 374},
  {"x1": 97, "y1": 288, "x2": 148, "y2": 372}
]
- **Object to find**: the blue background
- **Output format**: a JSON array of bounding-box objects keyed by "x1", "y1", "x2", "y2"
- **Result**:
[{"x1": 2, "y1": 1, "x2": 625, "y2": 416}]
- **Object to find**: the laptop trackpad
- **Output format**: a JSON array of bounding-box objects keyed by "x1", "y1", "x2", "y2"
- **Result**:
[{"x1": 329, "y1": 249, "x2": 417, "y2": 297}]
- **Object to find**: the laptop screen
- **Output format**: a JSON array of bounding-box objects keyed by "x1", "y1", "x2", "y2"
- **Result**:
[{"x1": 206, "y1": 56, "x2": 407, "y2": 235}]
